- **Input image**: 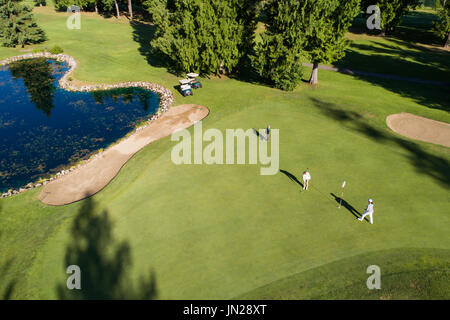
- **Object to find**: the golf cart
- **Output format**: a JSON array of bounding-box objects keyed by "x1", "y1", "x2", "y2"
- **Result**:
[
  {"x1": 186, "y1": 73, "x2": 202, "y2": 89},
  {"x1": 179, "y1": 78, "x2": 193, "y2": 97}
]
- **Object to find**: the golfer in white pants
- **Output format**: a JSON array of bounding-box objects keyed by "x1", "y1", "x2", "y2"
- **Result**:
[
  {"x1": 302, "y1": 171, "x2": 311, "y2": 190},
  {"x1": 358, "y1": 199, "x2": 374, "y2": 224}
]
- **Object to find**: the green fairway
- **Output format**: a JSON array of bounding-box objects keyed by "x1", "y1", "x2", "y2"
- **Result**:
[
  {"x1": 0, "y1": 7, "x2": 449, "y2": 300},
  {"x1": 238, "y1": 248, "x2": 450, "y2": 299}
]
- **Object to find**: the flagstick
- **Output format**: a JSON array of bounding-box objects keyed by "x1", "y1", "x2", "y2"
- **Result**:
[{"x1": 339, "y1": 181, "x2": 346, "y2": 209}]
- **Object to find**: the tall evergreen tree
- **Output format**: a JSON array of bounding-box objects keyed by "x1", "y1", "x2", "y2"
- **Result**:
[
  {"x1": 251, "y1": 0, "x2": 305, "y2": 91},
  {"x1": 0, "y1": 0, "x2": 46, "y2": 47},
  {"x1": 302, "y1": 0, "x2": 360, "y2": 85},
  {"x1": 230, "y1": 0, "x2": 259, "y2": 71},
  {"x1": 147, "y1": 0, "x2": 258, "y2": 75},
  {"x1": 253, "y1": 0, "x2": 359, "y2": 88}
]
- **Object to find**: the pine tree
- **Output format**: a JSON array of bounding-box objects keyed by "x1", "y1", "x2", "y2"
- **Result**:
[
  {"x1": 301, "y1": 0, "x2": 360, "y2": 85},
  {"x1": 229, "y1": 0, "x2": 259, "y2": 72},
  {"x1": 251, "y1": 0, "x2": 305, "y2": 91},
  {"x1": 0, "y1": 0, "x2": 46, "y2": 47},
  {"x1": 147, "y1": 0, "x2": 258, "y2": 75}
]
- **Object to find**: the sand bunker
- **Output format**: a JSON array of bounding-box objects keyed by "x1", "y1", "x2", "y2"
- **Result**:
[
  {"x1": 38, "y1": 104, "x2": 209, "y2": 206},
  {"x1": 386, "y1": 113, "x2": 450, "y2": 148}
]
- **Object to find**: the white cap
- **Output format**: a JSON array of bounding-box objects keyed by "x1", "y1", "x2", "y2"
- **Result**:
[{"x1": 368, "y1": 199, "x2": 373, "y2": 203}]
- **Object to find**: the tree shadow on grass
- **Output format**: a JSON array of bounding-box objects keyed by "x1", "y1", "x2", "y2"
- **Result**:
[
  {"x1": 310, "y1": 98, "x2": 450, "y2": 189},
  {"x1": 330, "y1": 193, "x2": 360, "y2": 219},
  {"x1": 56, "y1": 197, "x2": 157, "y2": 300},
  {"x1": 393, "y1": 10, "x2": 443, "y2": 46},
  {"x1": 280, "y1": 170, "x2": 304, "y2": 189},
  {"x1": 338, "y1": 40, "x2": 450, "y2": 80},
  {"x1": 349, "y1": 11, "x2": 442, "y2": 46},
  {"x1": 130, "y1": 21, "x2": 182, "y2": 76},
  {"x1": 332, "y1": 42, "x2": 450, "y2": 112},
  {"x1": 0, "y1": 203, "x2": 18, "y2": 300},
  {"x1": 0, "y1": 258, "x2": 17, "y2": 300}
]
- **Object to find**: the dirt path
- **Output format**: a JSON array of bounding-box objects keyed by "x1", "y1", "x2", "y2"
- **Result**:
[
  {"x1": 386, "y1": 113, "x2": 450, "y2": 148},
  {"x1": 38, "y1": 104, "x2": 209, "y2": 206}
]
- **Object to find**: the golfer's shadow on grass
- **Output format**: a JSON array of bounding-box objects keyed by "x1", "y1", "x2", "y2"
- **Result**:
[
  {"x1": 252, "y1": 129, "x2": 268, "y2": 141},
  {"x1": 330, "y1": 193, "x2": 360, "y2": 219},
  {"x1": 280, "y1": 170, "x2": 304, "y2": 189}
]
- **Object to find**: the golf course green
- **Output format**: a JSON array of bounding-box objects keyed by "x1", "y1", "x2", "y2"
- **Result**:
[{"x1": 0, "y1": 6, "x2": 449, "y2": 299}]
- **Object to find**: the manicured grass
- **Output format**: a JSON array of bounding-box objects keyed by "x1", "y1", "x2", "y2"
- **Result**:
[
  {"x1": 237, "y1": 248, "x2": 450, "y2": 299},
  {"x1": 0, "y1": 7, "x2": 449, "y2": 299},
  {"x1": 337, "y1": 34, "x2": 450, "y2": 84}
]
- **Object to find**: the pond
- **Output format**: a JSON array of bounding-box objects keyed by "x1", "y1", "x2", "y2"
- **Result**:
[{"x1": 0, "y1": 58, "x2": 160, "y2": 192}]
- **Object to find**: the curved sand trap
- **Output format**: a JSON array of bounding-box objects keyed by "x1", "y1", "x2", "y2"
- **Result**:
[
  {"x1": 38, "y1": 104, "x2": 209, "y2": 206},
  {"x1": 386, "y1": 113, "x2": 450, "y2": 148}
]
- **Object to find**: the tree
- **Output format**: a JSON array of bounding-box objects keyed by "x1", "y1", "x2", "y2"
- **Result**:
[
  {"x1": 229, "y1": 0, "x2": 259, "y2": 71},
  {"x1": 254, "y1": 0, "x2": 360, "y2": 88},
  {"x1": 54, "y1": 0, "x2": 100, "y2": 12},
  {"x1": 147, "y1": 0, "x2": 258, "y2": 75},
  {"x1": 33, "y1": 0, "x2": 46, "y2": 6},
  {"x1": 103, "y1": 0, "x2": 120, "y2": 18},
  {"x1": 360, "y1": 0, "x2": 421, "y2": 36},
  {"x1": 54, "y1": 0, "x2": 87, "y2": 10},
  {"x1": 0, "y1": 0, "x2": 46, "y2": 47},
  {"x1": 251, "y1": 0, "x2": 305, "y2": 90},
  {"x1": 302, "y1": 0, "x2": 360, "y2": 85},
  {"x1": 89, "y1": 0, "x2": 99, "y2": 14},
  {"x1": 433, "y1": 0, "x2": 450, "y2": 47},
  {"x1": 128, "y1": 0, "x2": 133, "y2": 20}
]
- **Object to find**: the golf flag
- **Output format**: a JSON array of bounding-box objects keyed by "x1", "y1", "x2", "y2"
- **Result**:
[{"x1": 339, "y1": 181, "x2": 346, "y2": 208}]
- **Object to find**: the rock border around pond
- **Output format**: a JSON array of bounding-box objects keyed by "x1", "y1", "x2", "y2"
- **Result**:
[{"x1": 0, "y1": 52, "x2": 175, "y2": 199}]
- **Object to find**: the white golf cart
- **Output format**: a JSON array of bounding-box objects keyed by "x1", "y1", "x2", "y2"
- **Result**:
[
  {"x1": 186, "y1": 73, "x2": 202, "y2": 89},
  {"x1": 179, "y1": 78, "x2": 193, "y2": 97}
]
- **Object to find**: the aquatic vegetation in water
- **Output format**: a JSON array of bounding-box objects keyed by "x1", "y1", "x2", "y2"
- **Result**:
[{"x1": 0, "y1": 59, "x2": 160, "y2": 192}]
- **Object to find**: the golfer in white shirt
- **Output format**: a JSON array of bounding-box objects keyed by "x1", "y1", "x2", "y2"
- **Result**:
[
  {"x1": 302, "y1": 171, "x2": 311, "y2": 190},
  {"x1": 358, "y1": 199, "x2": 374, "y2": 224}
]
